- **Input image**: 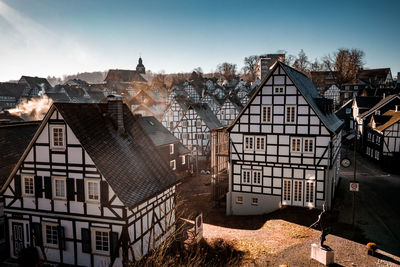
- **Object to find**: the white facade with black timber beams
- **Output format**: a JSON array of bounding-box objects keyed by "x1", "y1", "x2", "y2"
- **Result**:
[{"x1": 226, "y1": 62, "x2": 343, "y2": 215}]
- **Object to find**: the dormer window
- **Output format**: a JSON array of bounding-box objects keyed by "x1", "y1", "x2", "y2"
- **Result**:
[
  {"x1": 375, "y1": 110, "x2": 381, "y2": 115},
  {"x1": 50, "y1": 125, "x2": 66, "y2": 150}
]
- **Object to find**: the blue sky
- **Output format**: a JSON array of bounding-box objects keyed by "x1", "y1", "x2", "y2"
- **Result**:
[{"x1": 0, "y1": 0, "x2": 399, "y2": 81}]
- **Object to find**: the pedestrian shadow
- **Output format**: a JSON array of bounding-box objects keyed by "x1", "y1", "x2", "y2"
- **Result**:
[{"x1": 372, "y1": 251, "x2": 400, "y2": 266}]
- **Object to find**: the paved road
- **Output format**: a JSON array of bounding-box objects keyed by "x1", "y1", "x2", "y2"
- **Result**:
[{"x1": 337, "y1": 153, "x2": 400, "y2": 256}]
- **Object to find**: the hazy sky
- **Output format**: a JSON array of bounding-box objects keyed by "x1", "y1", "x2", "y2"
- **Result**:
[{"x1": 0, "y1": 0, "x2": 399, "y2": 81}]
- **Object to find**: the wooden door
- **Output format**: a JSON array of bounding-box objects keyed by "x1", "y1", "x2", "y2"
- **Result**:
[
  {"x1": 12, "y1": 222, "x2": 24, "y2": 257},
  {"x1": 292, "y1": 180, "x2": 303, "y2": 206},
  {"x1": 282, "y1": 179, "x2": 292, "y2": 205}
]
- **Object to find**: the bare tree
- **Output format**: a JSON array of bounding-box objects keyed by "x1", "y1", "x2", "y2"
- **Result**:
[
  {"x1": 292, "y1": 49, "x2": 310, "y2": 74},
  {"x1": 242, "y1": 55, "x2": 258, "y2": 82},
  {"x1": 193, "y1": 67, "x2": 203, "y2": 75},
  {"x1": 310, "y1": 58, "x2": 323, "y2": 72},
  {"x1": 216, "y1": 62, "x2": 237, "y2": 81}
]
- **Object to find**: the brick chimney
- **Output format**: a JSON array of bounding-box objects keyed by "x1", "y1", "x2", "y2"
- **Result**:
[{"x1": 107, "y1": 95, "x2": 124, "y2": 134}]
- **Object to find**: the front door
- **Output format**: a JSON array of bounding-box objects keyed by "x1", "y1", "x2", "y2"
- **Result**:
[
  {"x1": 292, "y1": 180, "x2": 303, "y2": 206},
  {"x1": 12, "y1": 222, "x2": 24, "y2": 257}
]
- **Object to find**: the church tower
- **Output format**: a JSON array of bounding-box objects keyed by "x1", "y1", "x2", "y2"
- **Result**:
[{"x1": 136, "y1": 57, "x2": 146, "y2": 74}]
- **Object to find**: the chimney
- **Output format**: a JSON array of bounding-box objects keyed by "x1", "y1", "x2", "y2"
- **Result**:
[{"x1": 107, "y1": 95, "x2": 124, "y2": 134}]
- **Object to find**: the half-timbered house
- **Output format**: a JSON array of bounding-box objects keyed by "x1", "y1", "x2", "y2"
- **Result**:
[
  {"x1": 161, "y1": 95, "x2": 190, "y2": 132},
  {"x1": 216, "y1": 95, "x2": 243, "y2": 126},
  {"x1": 0, "y1": 97, "x2": 180, "y2": 266},
  {"x1": 226, "y1": 62, "x2": 343, "y2": 215}
]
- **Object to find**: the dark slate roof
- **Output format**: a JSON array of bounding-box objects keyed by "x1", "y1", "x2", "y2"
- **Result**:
[
  {"x1": 138, "y1": 116, "x2": 190, "y2": 154},
  {"x1": 105, "y1": 69, "x2": 147, "y2": 83},
  {"x1": 19, "y1": 76, "x2": 52, "y2": 89},
  {"x1": 374, "y1": 110, "x2": 400, "y2": 132},
  {"x1": 280, "y1": 63, "x2": 343, "y2": 133},
  {"x1": 0, "y1": 122, "x2": 40, "y2": 187},
  {"x1": 0, "y1": 82, "x2": 27, "y2": 98},
  {"x1": 335, "y1": 99, "x2": 354, "y2": 120},
  {"x1": 45, "y1": 92, "x2": 70, "y2": 102},
  {"x1": 0, "y1": 111, "x2": 24, "y2": 123},
  {"x1": 358, "y1": 68, "x2": 391, "y2": 84},
  {"x1": 53, "y1": 102, "x2": 180, "y2": 208},
  {"x1": 192, "y1": 103, "x2": 222, "y2": 130},
  {"x1": 354, "y1": 96, "x2": 382, "y2": 109},
  {"x1": 359, "y1": 94, "x2": 400, "y2": 119}
]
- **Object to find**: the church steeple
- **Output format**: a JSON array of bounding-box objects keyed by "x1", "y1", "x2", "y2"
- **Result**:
[{"x1": 136, "y1": 57, "x2": 146, "y2": 74}]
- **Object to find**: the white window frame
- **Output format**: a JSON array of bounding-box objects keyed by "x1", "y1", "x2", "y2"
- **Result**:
[
  {"x1": 42, "y1": 222, "x2": 59, "y2": 248},
  {"x1": 22, "y1": 174, "x2": 34, "y2": 197},
  {"x1": 85, "y1": 179, "x2": 100, "y2": 203},
  {"x1": 285, "y1": 105, "x2": 296, "y2": 123},
  {"x1": 50, "y1": 125, "x2": 66, "y2": 150},
  {"x1": 91, "y1": 228, "x2": 110, "y2": 255},
  {"x1": 255, "y1": 136, "x2": 266, "y2": 151},
  {"x1": 305, "y1": 180, "x2": 315, "y2": 208},
  {"x1": 52, "y1": 176, "x2": 66, "y2": 200},
  {"x1": 244, "y1": 136, "x2": 254, "y2": 151},
  {"x1": 262, "y1": 105, "x2": 272, "y2": 123},
  {"x1": 282, "y1": 179, "x2": 291, "y2": 205},
  {"x1": 274, "y1": 86, "x2": 284, "y2": 94},
  {"x1": 181, "y1": 155, "x2": 186, "y2": 165},
  {"x1": 303, "y1": 138, "x2": 314, "y2": 154},
  {"x1": 242, "y1": 170, "x2": 251, "y2": 184},
  {"x1": 236, "y1": 196, "x2": 243, "y2": 204},
  {"x1": 252, "y1": 170, "x2": 262, "y2": 185},
  {"x1": 251, "y1": 197, "x2": 259, "y2": 205},
  {"x1": 170, "y1": 144, "x2": 174, "y2": 154},
  {"x1": 290, "y1": 137, "x2": 302, "y2": 153},
  {"x1": 170, "y1": 160, "x2": 176, "y2": 170}
]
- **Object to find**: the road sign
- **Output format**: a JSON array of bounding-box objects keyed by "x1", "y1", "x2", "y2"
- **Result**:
[{"x1": 350, "y1": 182, "x2": 359, "y2": 192}]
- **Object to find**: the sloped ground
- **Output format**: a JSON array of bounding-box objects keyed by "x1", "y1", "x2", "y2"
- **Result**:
[{"x1": 178, "y1": 173, "x2": 400, "y2": 266}]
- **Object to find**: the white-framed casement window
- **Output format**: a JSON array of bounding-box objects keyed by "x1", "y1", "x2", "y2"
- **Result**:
[
  {"x1": 181, "y1": 155, "x2": 186, "y2": 165},
  {"x1": 283, "y1": 179, "x2": 291, "y2": 204},
  {"x1": 85, "y1": 179, "x2": 100, "y2": 202},
  {"x1": 252, "y1": 171, "x2": 262, "y2": 185},
  {"x1": 91, "y1": 228, "x2": 110, "y2": 255},
  {"x1": 285, "y1": 105, "x2": 296, "y2": 123},
  {"x1": 255, "y1": 136, "x2": 265, "y2": 151},
  {"x1": 291, "y1": 137, "x2": 302, "y2": 153},
  {"x1": 50, "y1": 125, "x2": 66, "y2": 150},
  {"x1": 236, "y1": 196, "x2": 243, "y2": 204},
  {"x1": 251, "y1": 197, "x2": 259, "y2": 205},
  {"x1": 303, "y1": 138, "x2": 314, "y2": 153},
  {"x1": 305, "y1": 180, "x2": 315, "y2": 207},
  {"x1": 170, "y1": 160, "x2": 176, "y2": 170},
  {"x1": 274, "y1": 86, "x2": 284, "y2": 94},
  {"x1": 170, "y1": 144, "x2": 174, "y2": 154},
  {"x1": 42, "y1": 222, "x2": 59, "y2": 248},
  {"x1": 262, "y1": 105, "x2": 272, "y2": 123},
  {"x1": 244, "y1": 136, "x2": 254, "y2": 151},
  {"x1": 242, "y1": 170, "x2": 251, "y2": 184},
  {"x1": 22, "y1": 175, "x2": 34, "y2": 197},
  {"x1": 52, "y1": 176, "x2": 66, "y2": 200}
]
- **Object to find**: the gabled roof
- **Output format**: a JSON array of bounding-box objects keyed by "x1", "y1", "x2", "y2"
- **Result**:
[
  {"x1": 2, "y1": 103, "x2": 180, "y2": 207},
  {"x1": 105, "y1": 69, "x2": 147, "y2": 83},
  {"x1": 372, "y1": 110, "x2": 400, "y2": 132},
  {"x1": 138, "y1": 116, "x2": 190, "y2": 154},
  {"x1": 19, "y1": 76, "x2": 52, "y2": 89},
  {"x1": 191, "y1": 103, "x2": 222, "y2": 130},
  {"x1": 45, "y1": 92, "x2": 70, "y2": 102},
  {"x1": 354, "y1": 96, "x2": 382, "y2": 110},
  {"x1": 0, "y1": 82, "x2": 27, "y2": 98},
  {"x1": 230, "y1": 61, "x2": 343, "y2": 133},
  {"x1": 358, "y1": 68, "x2": 391, "y2": 84},
  {"x1": 359, "y1": 94, "x2": 400, "y2": 119},
  {"x1": 0, "y1": 122, "x2": 40, "y2": 187}
]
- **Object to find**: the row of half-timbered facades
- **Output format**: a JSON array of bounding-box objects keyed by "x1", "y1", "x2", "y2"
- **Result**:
[
  {"x1": 0, "y1": 97, "x2": 180, "y2": 266},
  {"x1": 226, "y1": 62, "x2": 343, "y2": 215}
]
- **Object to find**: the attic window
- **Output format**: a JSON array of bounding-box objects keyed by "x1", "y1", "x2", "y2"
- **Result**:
[
  {"x1": 274, "y1": 86, "x2": 284, "y2": 94},
  {"x1": 50, "y1": 125, "x2": 66, "y2": 150}
]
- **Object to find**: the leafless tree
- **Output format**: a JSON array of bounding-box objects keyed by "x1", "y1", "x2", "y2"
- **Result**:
[
  {"x1": 216, "y1": 62, "x2": 237, "y2": 81},
  {"x1": 292, "y1": 49, "x2": 310, "y2": 74},
  {"x1": 310, "y1": 58, "x2": 323, "y2": 72},
  {"x1": 242, "y1": 55, "x2": 258, "y2": 82},
  {"x1": 193, "y1": 67, "x2": 203, "y2": 75}
]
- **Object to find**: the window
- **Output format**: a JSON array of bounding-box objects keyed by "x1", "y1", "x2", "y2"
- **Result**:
[
  {"x1": 251, "y1": 198, "x2": 259, "y2": 205},
  {"x1": 244, "y1": 136, "x2": 254, "y2": 150},
  {"x1": 274, "y1": 86, "x2": 284, "y2": 94},
  {"x1": 182, "y1": 121, "x2": 188, "y2": 128},
  {"x1": 375, "y1": 110, "x2": 381, "y2": 115},
  {"x1": 43, "y1": 222, "x2": 58, "y2": 248},
  {"x1": 376, "y1": 136, "x2": 380, "y2": 144},
  {"x1": 92, "y1": 228, "x2": 110, "y2": 254},
  {"x1": 169, "y1": 121, "x2": 174, "y2": 129},
  {"x1": 368, "y1": 133, "x2": 371, "y2": 141},
  {"x1": 182, "y1": 133, "x2": 188, "y2": 139},
  {"x1": 305, "y1": 181, "x2": 315, "y2": 206},
  {"x1": 286, "y1": 105, "x2": 296, "y2": 123},
  {"x1": 50, "y1": 125, "x2": 65, "y2": 150},
  {"x1": 262, "y1": 105, "x2": 272, "y2": 123},
  {"x1": 253, "y1": 171, "x2": 262, "y2": 185},
  {"x1": 303, "y1": 138, "x2": 314, "y2": 153},
  {"x1": 196, "y1": 120, "x2": 202, "y2": 128},
  {"x1": 23, "y1": 175, "x2": 34, "y2": 197},
  {"x1": 375, "y1": 151, "x2": 380, "y2": 160},
  {"x1": 52, "y1": 177, "x2": 66, "y2": 200},
  {"x1": 236, "y1": 196, "x2": 243, "y2": 204},
  {"x1": 85, "y1": 180, "x2": 100, "y2": 202},
  {"x1": 283, "y1": 180, "x2": 291, "y2": 203},
  {"x1": 181, "y1": 155, "x2": 186, "y2": 165},
  {"x1": 255, "y1": 136, "x2": 265, "y2": 151},
  {"x1": 170, "y1": 144, "x2": 174, "y2": 154},
  {"x1": 170, "y1": 160, "x2": 176, "y2": 170},
  {"x1": 242, "y1": 170, "x2": 251, "y2": 184},
  {"x1": 345, "y1": 108, "x2": 351, "y2": 114},
  {"x1": 291, "y1": 138, "x2": 302, "y2": 153}
]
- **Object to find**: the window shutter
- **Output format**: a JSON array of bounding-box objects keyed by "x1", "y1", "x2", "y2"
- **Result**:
[
  {"x1": 76, "y1": 180, "x2": 85, "y2": 202},
  {"x1": 100, "y1": 181, "x2": 109, "y2": 206},
  {"x1": 66, "y1": 179, "x2": 75, "y2": 201},
  {"x1": 81, "y1": 228, "x2": 91, "y2": 253},
  {"x1": 110, "y1": 232, "x2": 119, "y2": 258},
  {"x1": 44, "y1": 176, "x2": 52, "y2": 199},
  {"x1": 14, "y1": 175, "x2": 21, "y2": 197},
  {"x1": 34, "y1": 176, "x2": 42, "y2": 198},
  {"x1": 58, "y1": 226, "x2": 66, "y2": 250},
  {"x1": 32, "y1": 222, "x2": 42, "y2": 246}
]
